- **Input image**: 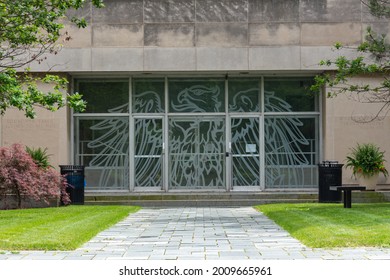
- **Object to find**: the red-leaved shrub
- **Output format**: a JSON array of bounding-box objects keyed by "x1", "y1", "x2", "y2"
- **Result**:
[{"x1": 0, "y1": 143, "x2": 70, "y2": 209}]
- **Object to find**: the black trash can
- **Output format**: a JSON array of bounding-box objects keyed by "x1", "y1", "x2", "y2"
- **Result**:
[
  {"x1": 318, "y1": 161, "x2": 343, "y2": 203},
  {"x1": 60, "y1": 165, "x2": 85, "y2": 205}
]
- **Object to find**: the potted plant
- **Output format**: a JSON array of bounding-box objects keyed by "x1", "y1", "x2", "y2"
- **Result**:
[{"x1": 345, "y1": 143, "x2": 389, "y2": 190}]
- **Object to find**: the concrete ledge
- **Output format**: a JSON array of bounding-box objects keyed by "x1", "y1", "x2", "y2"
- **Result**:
[
  {"x1": 0, "y1": 194, "x2": 60, "y2": 210},
  {"x1": 249, "y1": 46, "x2": 301, "y2": 70},
  {"x1": 29, "y1": 48, "x2": 92, "y2": 72},
  {"x1": 144, "y1": 48, "x2": 196, "y2": 71},
  {"x1": 84, "y1": 190, "x2": 390, "y2": 207},
  {"x1": 197, "y1": 47, "x2": 248, "y2": 70},
  {"x1": 84, "y1": 191, "x2": 319, "y2": 207},
  {"x1": 91, "y1": 48, "x2": 144, "y2": 71},
  {"x1": 85, "y1": 198, "x2": 317, "y2": 207},
  {"x1": 300, "y1": 46, "x2": 360, "y2": 70},
  {"x1": 25, "y1": 45, "x2": 364, "y2": 73}
]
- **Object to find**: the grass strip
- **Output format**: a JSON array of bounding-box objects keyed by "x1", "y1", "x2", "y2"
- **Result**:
[
  {"x1": 255, "y1": 203, "x2": 390, "y2": 248},
  {"x1": 0, "y1": 205, "x2": 140, "y2": 251}
]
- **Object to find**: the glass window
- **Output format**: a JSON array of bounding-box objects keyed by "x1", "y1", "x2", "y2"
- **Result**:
[
  {"x1": 72, "y1": 75, "x2": 320, "y2": 191},
  {"x1": 264, "y1": 116, "x2": 318, "y2": 188},
  {"x1": 169, "y1": 78, "x2": 225, "y2": 113},
  {"x1": 228, "y1": 78, "x2": 260, "y2": 112},
  {"x1": 264, "y1": 78, "x2": 317, "y2": 112},
  {"x1": 76, "y1": 80, "x2": 129, "y2": 113},
  {"x1": 132, "y1": 78, "x2": 165, "y2": 113},
  {"x1": 75, "y1": 117, "x2": 129, "y2": 190}
]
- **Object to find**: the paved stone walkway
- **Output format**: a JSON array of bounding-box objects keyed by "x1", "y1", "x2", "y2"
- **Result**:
[{"x1": 1, "y1": 207, "x2": 390, "y2": 260}]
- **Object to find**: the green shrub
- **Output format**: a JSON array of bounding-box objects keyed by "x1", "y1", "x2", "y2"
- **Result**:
[
  {"x1": 25, "y1": 146, "x2": 53, "y2": 169},
  {"x1": 345, "y1": 143, "x2": 389, "y2": 178},
  {"x1": 0, "y1": 144, "x2": 70, "y2": 209}
]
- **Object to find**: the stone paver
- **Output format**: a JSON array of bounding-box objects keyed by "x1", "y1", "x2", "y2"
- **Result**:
[{"x1": 1, "y1": 207, "x2": 390, "y2": 260}]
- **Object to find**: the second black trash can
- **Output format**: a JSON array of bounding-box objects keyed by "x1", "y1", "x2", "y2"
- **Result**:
[
  {"x1": 60, "y1": 165, "x2": 85, "y2": 205},
  {"x1": 318, "y1": 161, "x2": 343, "y2": 203}
]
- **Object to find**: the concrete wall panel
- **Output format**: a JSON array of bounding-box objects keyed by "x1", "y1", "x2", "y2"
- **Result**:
[
  {"x1": 91, "y1": 48, "x2": 144, "y2": 71},
  {"x1": 144, "y1": 48, "x2": 196, "y2": 71},
  {"x1": 92, "y1": 0, "x2": 143, "y2": 24},
  {"x1": 249, "y1": 23, "x2": 300, "y2": 46},
  {"x1": 300, "y1": 46, "x2": 333, "y2": 70},
  {"x1": 362, "y1": 22, "x2": 390, "y2": 43},
  {"x1": 93, "y1": 24, "x2": 144, "y2": 47},
  {"x1": 144, "y1": 24, "x2": 195, "y2": 47},
  {"x1": 29, "y1": 49, "x2": 92, "y2": 72},
  {"x1": 61, "y1": 25, "x2": 92, "y2": 48},
  {"x1": 1, "y1": 80, "x2": 70, "y2": 169},
  {"x1": 249, "y1": 0, "x2": 299, "y2": 23},
  {"x1": 300, "y1": 46, "x2": 361, "y2": 70},
  {"x1": 323, "y1": 76, "x2": 390, "y2": 187},
  {"x1": 197, "y1": 47, "x2": 248, "y2": 70},
  {"x1": 196, "y1": 0, "x2": 248, "y2": 22},
  {"x1": 196, "y1": 23, "x2": 248, "y2": 47},
  {"x1": 361, "y1": 2, "x2": 390, "y2": 22},
  {"x1": 300, "y1": 0, "x2": 361, "y2": 22},
  {"x1": 144, "y1": 0, "x2": 195, "y2": 22},
  {"x1": 301, "y1": 23, "x2": 362, "y2": 46},
  {"x1": 65, "y1": 2, "x2": 91, "y2": 22},
  {"x1": 249, "y1": 46, "x2": 301, "y2": 70}
]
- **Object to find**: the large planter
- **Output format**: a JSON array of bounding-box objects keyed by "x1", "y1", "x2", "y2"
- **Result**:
[{"x1": 358, "y1": 173, "x2": 379, "y2": 191}]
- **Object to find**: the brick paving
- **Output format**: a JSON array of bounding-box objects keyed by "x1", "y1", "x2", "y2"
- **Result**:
[{"x1": 1, "y1": 207, "x2": 390, "y2": 260}]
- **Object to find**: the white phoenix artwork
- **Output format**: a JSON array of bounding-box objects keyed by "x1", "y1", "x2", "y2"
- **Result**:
[{"x1": 86, "y1": 84, "x2": 313, "y2": 189}]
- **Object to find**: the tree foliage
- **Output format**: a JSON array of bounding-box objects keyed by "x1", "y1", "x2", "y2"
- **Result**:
[
  {"x1": 0, "y1": 0, "x2": 104, "y2": 118},
  {"x1": 363, "y1": 0, "x2": 390, "y2": 18},
  {"x1": 311, "y1": 0, "x2": 390, "y2": 121}
]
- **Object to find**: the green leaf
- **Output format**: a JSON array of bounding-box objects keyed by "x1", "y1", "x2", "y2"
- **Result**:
[
  {"x1": 334, "y1": 42, "x2": 343, "y2": 49},
  {"x1": 0, "y1": 0, "x2": 103, "y2": 118}
]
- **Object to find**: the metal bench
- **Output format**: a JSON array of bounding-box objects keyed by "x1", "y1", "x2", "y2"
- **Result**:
[{"x1": 329, "y1": 185, "x2": 366, "y2": 208}]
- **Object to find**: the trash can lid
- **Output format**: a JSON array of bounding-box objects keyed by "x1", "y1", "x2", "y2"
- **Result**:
[
  {"x1": 59, "y1": 165, "x2": 85, "y2": 170},
  {"x1": 318, "y1": 161, "x2": 344, "y2": 167}
]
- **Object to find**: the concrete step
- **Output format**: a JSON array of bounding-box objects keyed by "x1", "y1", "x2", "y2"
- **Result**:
[
  {"x1": 84, "y1": 192, "x2": 318, "y2": 207},
  {"x1": 82, "y1": 190, "x2": 390, "y2": 207},
  {"x1": 85, "y1": 198, "x2": 317, "y2": 207}
]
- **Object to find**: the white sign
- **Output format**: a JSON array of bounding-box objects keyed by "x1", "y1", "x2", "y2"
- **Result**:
[{"x1": 246, "y1": 144, "x2": 256, "y2": 153}]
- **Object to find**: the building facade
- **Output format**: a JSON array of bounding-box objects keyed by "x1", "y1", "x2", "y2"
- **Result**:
[{"x1": 1, "y1": 0, "x2": 389, "y2": 193}]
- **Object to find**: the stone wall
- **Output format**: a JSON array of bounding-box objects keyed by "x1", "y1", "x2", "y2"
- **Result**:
[
  {"x1": 324, "y1": 76, "x2": 390, "y2": 188},
  {"x1": 0, "y1": 78, "x2": 71, "y2": 170},
  {"x1": 25, "y1": 0, "x2": 389, "y2": 73}
]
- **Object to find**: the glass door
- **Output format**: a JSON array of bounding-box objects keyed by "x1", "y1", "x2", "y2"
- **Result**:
[
  {"x1": 169, "y1": 117, "x2": 225, "y2": 189},
  {"x1": 230, "y1": 117, "x2": 261, "y2": 190},
  {"x1": 134, "y1": 118, "x2": 164, "y2": 189}
]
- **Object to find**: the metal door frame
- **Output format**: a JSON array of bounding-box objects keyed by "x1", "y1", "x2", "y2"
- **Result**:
[
  {"x1": 227, "y1": 115, "x2": 263, "y2": 191},
  {"x1": 131, "y1": 116, "x2": 165, "y2": 192}
]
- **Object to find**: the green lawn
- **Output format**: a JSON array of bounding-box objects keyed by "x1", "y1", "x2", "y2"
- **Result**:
[
  {"x1": 0, "y1": 205, "x2": 139, "y2": 251},
  {"x1": 255, "y1": 203, "x2": 390, "y2": 248}
]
